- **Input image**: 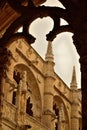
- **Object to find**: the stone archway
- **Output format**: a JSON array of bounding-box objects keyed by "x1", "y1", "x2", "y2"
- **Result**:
[
  {"x1": 53, "y1": 95, "x2": 70, "y2": 130},
  {"x1": 13, "y1": 63, "x2": 42, "y2": 120}
]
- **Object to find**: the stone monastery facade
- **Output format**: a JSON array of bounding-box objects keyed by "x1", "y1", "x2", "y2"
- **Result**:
[{"x1": 1, "y1": 39, "x2": 82, "y2": 130}]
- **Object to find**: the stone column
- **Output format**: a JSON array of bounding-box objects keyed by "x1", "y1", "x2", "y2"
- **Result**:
[
  {"x1": 16, "y1": 81, "x2": 21, "y2": 126},
  {"x1": 58, "y1": 103, "x2": 66, "y2": 130},
  {"x1": 21, "y1": 71, "x2": 28, "y2": 124},
  {"x1": 43, "y1": 41, "x2": 55, "y2": 129},
  {"x1": 71, "y1": 101, "x2": 79, "y2": 130},
  {"x1": 73, "y1": 32, "x2": 87, "y2": 130},
  {"x1": 21, "y1": 71, "x2": 28, "y2": 112},
  {"x1": 43, "y1": 73, "x2": 55, "y2": 128}
]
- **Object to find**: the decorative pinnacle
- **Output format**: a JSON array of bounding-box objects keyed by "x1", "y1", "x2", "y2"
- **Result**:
[
  {"x1": 70, "y1": 66, "x2": 77, "y2": 89},
  {"x1": 45, "y1": 41, "x2": 54, "y2": 62}
]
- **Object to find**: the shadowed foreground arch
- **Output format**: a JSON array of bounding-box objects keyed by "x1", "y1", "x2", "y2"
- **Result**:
[{"x1": 1, "y1": 0, "x2": 86, "y2": 129}]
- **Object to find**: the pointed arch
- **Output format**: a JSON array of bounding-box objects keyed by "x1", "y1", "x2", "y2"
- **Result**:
[
  {"x1": 12, "y1": 63, "x2": 42, "y2": 119},
  {"x1": 53, "y1": 95, "x2": 70, "y2": 130}
]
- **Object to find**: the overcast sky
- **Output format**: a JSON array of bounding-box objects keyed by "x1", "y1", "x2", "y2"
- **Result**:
[{"x1": 29, "y1": 0, "x2": 81, "y2": 88}]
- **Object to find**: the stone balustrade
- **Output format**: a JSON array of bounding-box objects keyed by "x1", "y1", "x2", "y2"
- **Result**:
[
  {"x1": 3, "y1": 99, "x2": 17, "y2": 123},
  {"x1": 2, "y1": 99, "x2": 49, "y2": 130}
]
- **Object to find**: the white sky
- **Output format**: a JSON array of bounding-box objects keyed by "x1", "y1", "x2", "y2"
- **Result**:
[{"x1": 29, "y1": 0, "x2": 81, "y2": 88}]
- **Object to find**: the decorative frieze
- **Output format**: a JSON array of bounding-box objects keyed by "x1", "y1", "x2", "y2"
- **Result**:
[{"x1": 26, "y1": 48, "x2": 33, "y2": 57}]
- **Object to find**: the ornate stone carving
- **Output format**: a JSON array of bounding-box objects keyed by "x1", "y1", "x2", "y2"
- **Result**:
[
  {"x1": 3, "y1": 100, "x2": 16, "y2": 122},
  {"x1": 43, "y1": 109, "x2": 55, "y2": 117},
  {"x1": 0, "y1": 47, "x2": 12, "y2": 126},
  {"x1": 45, "y1": 41, "x2": 54, "y2": 62},
  {"x1": 21, "y1": 71, "x2": 28, "y2": 93},
  {"x1": 0, "y1": 0, "x2": 84, "y2": 129},
  {"x1": 26, "y1": 48, "x2": 33, "y2": 57},
  {"x1": 17, "y1": 39, "x2": 22, "y2": 49},
  {"x1": 59, "y1": 103, "x2": 65, "y2": 122},
  {"x1": 5, "y1": 75, "x2": 17, "y2": 92},
  {"x1": 0, "y1": 47, "x2": 12, "y2": 79},
  {"x1": 0, "y1": 0, "x2": 71, "y2": 47},
  {"x1": 14, "y1": 54, "x2": 19, "y2": 62},
  {"x1": 58, "y1": 81, "x2": 61, "y2": 87}
]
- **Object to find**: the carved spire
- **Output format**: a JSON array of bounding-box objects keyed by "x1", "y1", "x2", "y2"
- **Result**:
[
  {"x1": 70, "y1": 66, "x2": 77, "y2": 89},
  {"x1": 45, "y1": 41, "x2": 54, "y2": 62}
]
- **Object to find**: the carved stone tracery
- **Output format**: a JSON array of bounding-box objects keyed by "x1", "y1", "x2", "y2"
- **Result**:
[
  {"x1": 0, "y1": 0, "x2": 73, "y2": 47},
  {"x1": 0, "y1": 0, "x2": 86, "y2": 129}
]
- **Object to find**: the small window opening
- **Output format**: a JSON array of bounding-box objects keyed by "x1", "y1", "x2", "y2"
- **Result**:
[
  {"x1": 12, "y1": 91, "x2": 16, "y2": 105},
  {"x1": 26, "y1": 97, "x2": 33, "y2": 116}
]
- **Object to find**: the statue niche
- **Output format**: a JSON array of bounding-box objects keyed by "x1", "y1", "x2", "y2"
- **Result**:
[
  {"x1": 13, "y1": 70, "x2": 21, "y2": 84},
  {"x1": 12, "y1": 69, "x2": 34, "y2": 116},
  {"x1": 12, "y1": 70, "x2": 21, "y2": 105}
]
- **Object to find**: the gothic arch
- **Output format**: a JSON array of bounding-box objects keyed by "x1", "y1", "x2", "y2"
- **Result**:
[
  {"x1": 53, "y1": 95, "x2": 70, "y2": 130},
  {"x1": 13, "y1": 63, "x2": 42, "y2": 119}
]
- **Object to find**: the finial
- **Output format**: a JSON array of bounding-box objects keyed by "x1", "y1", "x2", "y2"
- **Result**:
[
  {"x1": 70, "y1": 66, "x2": 77, "y2": 89},
  {"x1": 45, "y1": 41, "x2": 54, "y2": 62}
]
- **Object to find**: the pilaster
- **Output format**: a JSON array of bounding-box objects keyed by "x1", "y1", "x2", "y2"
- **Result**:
[{"x1": 43, "y1": 41, "x2": 55, "y2": 129}]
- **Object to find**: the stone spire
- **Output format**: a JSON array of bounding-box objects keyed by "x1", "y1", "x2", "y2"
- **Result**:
[
  {"x1": 70, "y1": 66, "x2": 77, "y2": 89},
  {"x1": 45, "y1": 41, "x2": 54, "y2": 62}
]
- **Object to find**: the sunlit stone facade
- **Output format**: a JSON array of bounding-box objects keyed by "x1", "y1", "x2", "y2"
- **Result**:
[{"x1": 1, "y1": 39, "x2": 82, "y2": 130}]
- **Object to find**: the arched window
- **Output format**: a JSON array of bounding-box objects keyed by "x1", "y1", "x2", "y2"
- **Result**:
[
  {"x1": 12, "y1": 91, "x2": 16, "y2": 105},
  {"x1": 26, "y1": 97, "x2": 33, "y2": 116}
]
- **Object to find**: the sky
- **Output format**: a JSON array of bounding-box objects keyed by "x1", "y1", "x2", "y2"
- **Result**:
[{"x1": 29, "y1": 0, "x2": 81, "y2": 88}]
